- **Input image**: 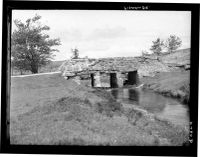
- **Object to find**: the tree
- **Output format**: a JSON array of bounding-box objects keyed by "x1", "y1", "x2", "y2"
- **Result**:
[
  {"x1": 11, "y1": 58, "x2": 29, "y2": 75},
  {"x1": 71, "y1": 47, "x2": 79, "y2": 59},
  {"x1": 165, "y1": 35, "x2": 182, "y2": 53},
  {"x1": 11, "y1": 14, "x2": 61, "y2": 74},
  {"x1": 150, "y1": 38, "x2": 164, "y2": 55}
]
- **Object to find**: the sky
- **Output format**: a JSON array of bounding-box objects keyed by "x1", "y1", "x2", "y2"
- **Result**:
[{"x1": 12, "y1": 10, "x2": 191, "y2": 61}]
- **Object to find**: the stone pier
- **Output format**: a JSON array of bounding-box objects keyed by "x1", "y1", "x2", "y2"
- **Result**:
[
  {"x1": 116, "y1": 72, "x2": 124, "y2": 87},
  {"x1": 93, "y1": 72, "x2": 101, "y2": 87}
]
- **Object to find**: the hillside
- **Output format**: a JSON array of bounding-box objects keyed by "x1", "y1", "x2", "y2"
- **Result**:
[{"x1": 159, "y1": 48, "x2": 190, "y2": 70}]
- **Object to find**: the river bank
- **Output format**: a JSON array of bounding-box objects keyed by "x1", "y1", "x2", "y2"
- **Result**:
[
  {"x1": 141, "y1": 71, "x2": 190, "y2": 104},
  {"x1": 10, "y1": 73, "x2": 189, "y2": 146}
]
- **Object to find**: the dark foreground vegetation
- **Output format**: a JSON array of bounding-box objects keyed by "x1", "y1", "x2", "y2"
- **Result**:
[{"x1": 10, "y1": 73, "x2": 189, "y2": 145}]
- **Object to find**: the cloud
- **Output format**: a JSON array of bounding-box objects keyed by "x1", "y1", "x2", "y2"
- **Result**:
[
  {"x1": 86, "y1": 26, "x2": 127, "y2": 41},
  {"x1": 51, "y1": 28, "x2": 83, "y2": 42},
  {"x1": 80, "y1": 41, "x2": 110, "y2": 52}
]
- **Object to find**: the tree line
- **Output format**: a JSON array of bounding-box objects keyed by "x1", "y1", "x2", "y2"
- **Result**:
[{"x1": 148, "y1": 35, "x2": 182, "y2": 55}]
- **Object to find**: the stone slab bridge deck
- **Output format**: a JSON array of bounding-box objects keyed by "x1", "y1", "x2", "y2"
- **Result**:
[
  {"x1": 59, "y1": 56, "x2": 172, "y2": 88},
  {"x1": 59, "y1": 58, "x2": 142, "y2": 88}
]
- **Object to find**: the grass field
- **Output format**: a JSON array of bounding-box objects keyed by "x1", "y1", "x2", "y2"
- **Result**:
[{"x1": 10, "y1": 73, "x2": 189, "y2": 145}]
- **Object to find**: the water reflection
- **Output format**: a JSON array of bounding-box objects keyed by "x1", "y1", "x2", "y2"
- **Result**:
[
  {"x1": 136, "y1": 89, "x2": 167, "y2": 113},
  {"x1": 109, "y1": 88, "x2": 189, "y2": 126},
  {"x1": 128, "y1": 89, "x2": 139, "y2": 102},
  {"x1": 111, "y1": 89, "x2": 119, "y2": 99}
]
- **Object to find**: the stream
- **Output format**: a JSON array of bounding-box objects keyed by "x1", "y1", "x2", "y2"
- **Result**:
[{"x1": 108, "y1": 88, "x2": 189, "y2": 127}]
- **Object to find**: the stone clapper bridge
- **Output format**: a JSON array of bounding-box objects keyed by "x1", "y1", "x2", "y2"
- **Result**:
[{"x1": 59, "y1": 56, "x2": 172, "y2": 88}]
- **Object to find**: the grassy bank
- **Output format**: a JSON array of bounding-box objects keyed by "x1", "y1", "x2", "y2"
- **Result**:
[
  {"x1": 10, "y1": 73, "x2": 189, "y2": 145},
  {"x1": 141, "y1": 71, "x2": 190, "y2": 104}
]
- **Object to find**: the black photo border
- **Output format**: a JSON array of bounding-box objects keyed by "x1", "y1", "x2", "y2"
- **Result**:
[{"x1": 1, "y1": 1, "x2": 199, "y2": 156}]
